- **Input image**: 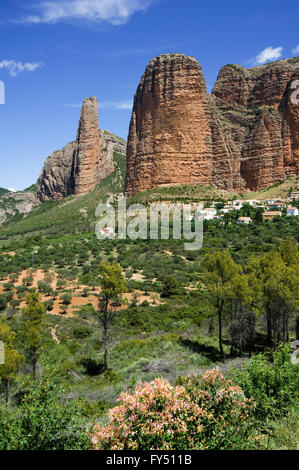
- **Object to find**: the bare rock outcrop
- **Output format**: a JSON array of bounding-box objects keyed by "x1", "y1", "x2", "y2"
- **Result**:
[
  {"x1": 37, "y1": 141, "x2": 77, "y2": 201},
  {"x1": 37, "y1": 97, "x2": 116, "y2": 202},
  {"x1": 125, "y1": 54, "x2": 214, "y2": 196},
  {"x1": 0, "y1": 191, "x2": 40, "y2": 226},
  {"x1": 73, "y1": 97, "x2": 113, "y2": 196},
  {"x1": 125, "y1": 54, "x2": 299, "y2": 195}
]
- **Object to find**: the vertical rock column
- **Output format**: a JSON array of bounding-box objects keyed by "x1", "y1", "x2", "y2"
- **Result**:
[
  {"x1": 125, "y1": 54, "x2": 214, "y2": 196},
  {"x1": 74, "y1": 96, "x2": 103, "y2": 196}
]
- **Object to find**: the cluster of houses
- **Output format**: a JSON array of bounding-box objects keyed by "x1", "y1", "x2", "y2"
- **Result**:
[
  {"x1": 201, "y1": 192, "x2": 299, "y2": 224},
  {"x1": 95, "y1": 186, "x2": 299, "y2": 237}
]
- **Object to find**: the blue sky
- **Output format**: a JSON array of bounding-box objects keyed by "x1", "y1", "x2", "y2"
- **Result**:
[{"x1": 0, "y1": 0, "x2": 298, "y2": 191}]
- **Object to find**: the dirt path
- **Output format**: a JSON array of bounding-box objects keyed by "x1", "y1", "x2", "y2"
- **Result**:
[{"x1": 50, "y1": 325, "x2": 60, "y2": 344}]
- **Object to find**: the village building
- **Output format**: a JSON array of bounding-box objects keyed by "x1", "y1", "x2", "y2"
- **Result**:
[
  {"x1": 237, "y1": 217, "x2": 252, "y2": 225},
  {"x1": 287, "y1": 207, "x2": 299, "y2": 217},
  {"x1": 270, "y1": 202, "x2": 286, "y2": 210},
  {"x1": 263, "y1": 211, "x2": 282, "y2": 221},
  {"x1": 201, "y1": 208, "x2": 217, "y2": 220}
]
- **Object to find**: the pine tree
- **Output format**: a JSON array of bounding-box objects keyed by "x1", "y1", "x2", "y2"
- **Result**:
[
  {"x1": 0, "y1": 318, "x2": 24, "y2": 403},
  {"x1": 203, "y1": 251, "x2": 240, "y2": 356},
  {"x1": 97, "y1": 262, "x2": 127, "y2": 371},
  {"x1": 22, "y1": 292, "x2": 45, "y2": 381}
]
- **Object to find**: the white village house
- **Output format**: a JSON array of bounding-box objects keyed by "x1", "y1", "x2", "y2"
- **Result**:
[
  {"x1": 287, "y1": 207, "x2": 299, "y2": 217},
  {"x1": 237, "y1": 217, "x2": 252, "y2": 225},
  {"x1": 201, "y1": 208, "x2": 217, "y2": 220}
]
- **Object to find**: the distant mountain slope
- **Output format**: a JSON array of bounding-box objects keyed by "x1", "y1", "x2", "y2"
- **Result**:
[
  {"x1": 0, "y1": 151, "x2": 126, "y2": 237},
  {"x1": 0, "y1": 190, "x2": 40, "y2": 227},
  {"x1": 0, "y1": 188, "x2": 10, "y2": 197}
]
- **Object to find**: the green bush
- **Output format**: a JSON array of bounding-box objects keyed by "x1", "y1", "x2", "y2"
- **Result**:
[
  {"x1": 61, "y1": 293, "x2": 72, "y2": 306},
  {"x1": 73, "y1": 327, "x2": 92, "y2": 339},
  {"x1": 0, "y1": 381, "x2": 90, "y2": 450},
  {"x1": 233, "y1": 344, "x2": 299, "y2": 421},
  {"x1": 161, "y1": 275, "x2": 182, "y2": 297},
  {"x1": 0, "y1": 295, "x2": 7, "y2": 311}
]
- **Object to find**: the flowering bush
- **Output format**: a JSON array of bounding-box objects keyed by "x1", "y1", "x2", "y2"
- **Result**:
[
  {"x1": 91, "y1": 369, "x2": 261, "y2": 450},
  {"x1": 181, "y1": 369, "x2": 260, "y2": 449}
]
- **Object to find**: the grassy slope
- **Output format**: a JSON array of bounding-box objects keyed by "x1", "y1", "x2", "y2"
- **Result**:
[{"x1": 130, "y1": 176, "x2": 299, "y2": 205}]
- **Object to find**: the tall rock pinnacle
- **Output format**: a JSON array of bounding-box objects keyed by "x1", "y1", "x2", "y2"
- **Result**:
[
  {"x1": 74, "y1": 97, "x2": 112, "y2": 196},
  {"x1": 125, "y1": 54, "x2": 213, "y2": 196},
  {"x1": 37, "y1": 97, "x2": 115, "y2": 201}
]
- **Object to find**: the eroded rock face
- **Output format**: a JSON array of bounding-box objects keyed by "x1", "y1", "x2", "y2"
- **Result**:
[
  {"x1": 0, "y1": 191, "x2": 40, "y2": 226},
  {"x1": 125, "y1": 55, "x2": 299, "y2": 195},
  {"x1": 73, "y1": 97, "x2": 114, "y2": 196},
  {"x1": 281, "y1": 68, "x2": 299, "y2": 177},
  {"x1": 37, "y1": 97, "x2": 116, "y2": 201},
  {"x1": 37, "y1": 141, "x2": 77, "y2": 201},
  {"x1": 125, "y1": 54, "x2": 213, "y2": 196}
]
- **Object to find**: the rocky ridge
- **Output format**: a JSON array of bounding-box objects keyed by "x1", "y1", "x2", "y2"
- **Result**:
[
  {"x1": 37, "y1": 97, "x2": 126, "y2": 202},
  {"x1": 125, "y1": 54, "x2": 299, "y2": 196}
]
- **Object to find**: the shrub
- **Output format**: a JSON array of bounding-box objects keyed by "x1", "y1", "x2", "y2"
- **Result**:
[
  {"x1": 0, "y1": 381, "x2": 90, "y2": 450},
  {"x1": 61, "y1": 293, "x2": 72, "y2": 306},
  {"x1": 161, "y1": 275, "x2": 181, "y2": 298},
  {"x1": 92, "y1": 370, "x2": 260, "y2": 450},
  {"x1": 78, "y1": 398, "x2": 110, "y2": 418},
  {"x1": 44, "y1": 300, "x2": 54, "y2": 311},
  {"x1": 67, "y1": 341, "x2": 80, "y2": 354},
  {"x1": 73, "y1": 327, "x2": 92, "y2": 339},
  {"x1": 233, "y1": 344, "x2": 299, "y2": 421},
  {"x1": 3, "y1": 282, "x2": 14, "y2": 291},
  {"x1": 0, "y1": 295, "x2": 7, "y2": 311}
]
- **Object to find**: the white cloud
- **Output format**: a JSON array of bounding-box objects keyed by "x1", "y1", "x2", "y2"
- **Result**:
[
  {"x1": 18, "y1": 0, "x2": 154, "y2": 26},
  {"x1": 292, "y1": 45, "x2": 299, "y2": 56},
  {"x1": 0, "y1": 60, "x2": 43, "y2": 77},
  {"x1": 8, "y1": 188, "x2": 16, "y2": 192},
  {"x1": 99, "y1": 100, "x2": 133, "y2": 110},
  {"x1": 255, "y1": 46, "x2": 283, "y2": 65},
  {"x1": 65, "y1": 100, "x2": 133, "y2": 110}
]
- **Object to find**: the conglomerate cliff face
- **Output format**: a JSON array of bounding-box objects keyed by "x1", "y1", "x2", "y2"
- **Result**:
[
  {"x1": 125, "y1": 54, "x2": 299, "y2": 195},
  {"x1": 37, "y1": 97, "x2": 120, "y2": 202},
  {"x1": 73, "y1": 97, "x2": 114, "y2": 196},
  {"x1": 125, "y1": 54, "x2": 214, "y2": 194}
]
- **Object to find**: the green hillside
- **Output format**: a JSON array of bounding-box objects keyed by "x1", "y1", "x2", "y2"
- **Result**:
[
  {"x1": 0, "y1": 153, "x2": 298, "y2": 450},
  {"x1": 0, "y1": 188, "x2": 10, "y2": 197},
  {"x1": 0, "y1": 152, "x2": 126, "y2": 237},
  {"x1": 2, "y1": 167, "x2": 298, "y2": 239}
]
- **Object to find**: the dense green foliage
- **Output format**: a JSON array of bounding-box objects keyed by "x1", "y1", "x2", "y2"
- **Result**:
[
  {"x1": 0, "y1": 381, "x2": 90, "y2": 450},
  {"x1": 233, "y1": 345, "x2": 299, "y2": 421},
  {"x1": 0, "y1": 174, "x2": 298, "y2": 449}
]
